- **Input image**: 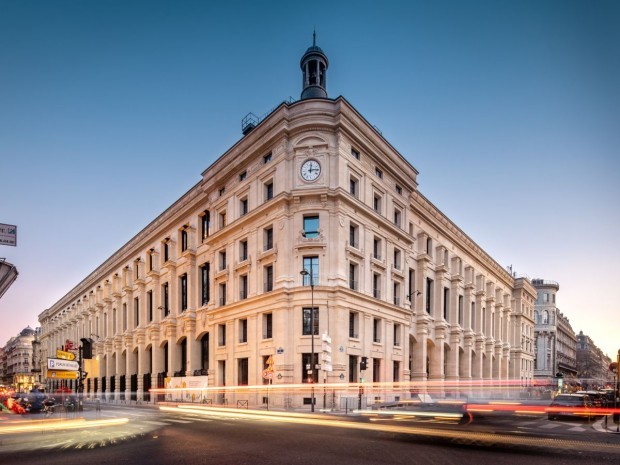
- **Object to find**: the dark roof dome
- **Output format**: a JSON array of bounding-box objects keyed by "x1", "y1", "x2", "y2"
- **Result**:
[
  {"x1": 300, "y1": 31, "x2": 329, "y2": 100},
  {"x1": 20, "y1": 326, "x2": 35, "y2": 336}
]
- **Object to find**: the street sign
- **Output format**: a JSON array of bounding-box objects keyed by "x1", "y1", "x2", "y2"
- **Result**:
[
  {"x1": 47, "y1": 358, "x2": 79, "y2": 371},
  {"x1": 56, "y1": 349, "x2": 76, "y2": 361},
  {"x1": 47, "y1": 370, "x2": 79, "y2": 380},
  {"x1": 262, "y1": 370, "x2": 273, "y2": 380},
  {"x1": 0, "y1": 223, "x2": 17, "y2": 247}
]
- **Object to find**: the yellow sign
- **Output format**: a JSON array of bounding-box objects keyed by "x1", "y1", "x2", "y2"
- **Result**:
[
  {"x1": 56, "y1": 349, "x2": 76, "y2": 361},
  {"x1": 47, "y1": 370, "x2": 79, "y2": 380}
]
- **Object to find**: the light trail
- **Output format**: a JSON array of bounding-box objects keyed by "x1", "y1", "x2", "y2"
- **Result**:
[
  {"x1": 159, "y1": 405, "x2": 620, "y2": 454},
  {"x1": 0, "y1": 417, "x2": 129, "y2": 435}
]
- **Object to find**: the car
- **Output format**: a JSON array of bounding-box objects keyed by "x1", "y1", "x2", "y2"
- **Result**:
[
  {"x1": 547, "y1": 393, "x2": 594, "y2": 420},
  {"x1": 575, "y1": 390, "x2": 606, "y2": 408}
]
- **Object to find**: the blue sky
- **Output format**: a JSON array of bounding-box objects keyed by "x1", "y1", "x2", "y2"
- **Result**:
[{"x1": 1, "y1": 0, "x2": 618, "y2": 358}]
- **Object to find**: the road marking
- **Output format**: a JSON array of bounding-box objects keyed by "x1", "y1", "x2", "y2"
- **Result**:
[
  {"x1": 540, "y1": 423, "x2": 561, "y2": 429},
  {"x1": 568, "y1": 426, "x2": 586, "y2": 432}
]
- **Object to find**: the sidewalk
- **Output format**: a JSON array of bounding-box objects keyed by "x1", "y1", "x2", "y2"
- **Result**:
[{"x1": 593, "y1": 415, "x2": 620, "y2": 433}]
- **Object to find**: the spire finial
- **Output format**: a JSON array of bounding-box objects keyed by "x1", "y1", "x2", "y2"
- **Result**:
[{"x1": 313, "y1": 28, "x2": 316, "y2": 47}]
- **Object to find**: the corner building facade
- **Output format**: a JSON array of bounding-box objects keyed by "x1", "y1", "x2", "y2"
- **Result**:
[{"x1": 38, "y1": 42, "x2": 536, "y2": 405}]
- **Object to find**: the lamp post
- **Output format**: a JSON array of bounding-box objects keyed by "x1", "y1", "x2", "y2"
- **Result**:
[{"x1": 300, "y1": 267, "x2": 315, "y2": 412}]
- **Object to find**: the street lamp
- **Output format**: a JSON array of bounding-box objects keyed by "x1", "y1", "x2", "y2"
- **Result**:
[{"x1": 300, "y1": 267, "x2": 315, "y2": 412}]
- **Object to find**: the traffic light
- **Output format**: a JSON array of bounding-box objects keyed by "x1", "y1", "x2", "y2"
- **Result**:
[{"x1": 360, "y1": 356, "x2": 368, "y2": 371}]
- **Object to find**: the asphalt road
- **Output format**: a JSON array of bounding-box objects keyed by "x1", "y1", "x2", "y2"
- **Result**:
[{"x1": 1, "y1": 404, "x2": 618, "y2": 465}]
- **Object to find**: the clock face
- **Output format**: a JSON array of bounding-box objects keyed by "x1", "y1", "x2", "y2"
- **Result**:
[{"x1": 300, "y1": 159, "x2": 321, "y2": 182}]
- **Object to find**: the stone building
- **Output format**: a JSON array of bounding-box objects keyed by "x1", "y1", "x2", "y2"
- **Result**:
[
  {"x1": 2, "y1": 326, "x2": 37, "y2": 392},
  {"x1": 576, "y1": 331, "x2": 612, "y2": 389},
  {"x1": 532, "y1": 279, "x2": 577, "y2": 386},
  {"x1": 38, "y1": 40, "x2": 537, "y2": 406}
]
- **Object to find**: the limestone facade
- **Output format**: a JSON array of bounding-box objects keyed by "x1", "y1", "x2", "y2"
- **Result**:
[{"x1": 38, "y1": 46, "x2": 538, "y2": 405}]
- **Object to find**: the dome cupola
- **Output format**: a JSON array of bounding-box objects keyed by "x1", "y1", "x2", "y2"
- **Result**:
[{"x1": 300, "y1": 31, "x2": 329, "y2": 100}]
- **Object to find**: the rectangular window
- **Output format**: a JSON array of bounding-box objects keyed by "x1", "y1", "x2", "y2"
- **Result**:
[
  {"x1": 302, "y1": 256, "x2": 319, "y2": 285},
  {"x1": 264, "y1": 227, "x2": 273, "y2": 251},
  {"x1": 373, "y1": 237, "x2": 381, "y2": 259},
  {"x1": 264, "y1": 264, "x2": 274, "y2": 292},
  {"x1": 219, "y1": 250, "x2": 227, "y2": 271},
  {"x1": 239, "y1": 318, "x2": 248, "y2": 343},
  {"x1": 373, "y1": 358, "x2": 380, "y2": 382},
  {"x1": 303, "y1": 215, "x2": 319, "y2": 238},
  {"x1": 394, "y1": 323, "x2": 401, "y2": 346},
  {"x1": 180, "y1": 274, "x2": 188, "y2": 312},
  {"x1": 265, "y1": 180, "x2": 274, "y2": 201},
  {"x1": 239, "y1": 170, "x2": 247, "y2": 181},
  {"x1": 163, "y1": 240, "x2": 169, "y2": 262},
  {"x1": 148, "y1": 249, "x2": 154, "y2": 271},
  {"x1": 373, "y1": 194, "x2": 382, "y2": 214},
  {"x1": 123, "y1": 303, "x2": 127, "y2": 331},
  {"x1": 458, "y1": 295, "x2": 463, "y2": 326},
  {"x1": 393, "y1": 281, "x2": 400, "y2": 306},
  {"x1": 263, "y1": 152, "x2": 272, "y2": 163},
  {"x1": 162, "y1": 283, "x2": 169, "y2": 316},
  {"x1": 408, "y1": 269, "x2": 415, "y2": 302},
  {"x1": 263, "y1": 313, "x2": 273, "y2": 339},
  {"x1": 373, "y1": 318, "x2": 381, "y2": 343},
  {"x1": 302, "y1": 307, "x2": 319, "y2": 336},
  {"x1": 134, "y1": 297, "x2": 139, "y2": 328},
  {"x1": 443, "y1": 287, "x2": 449, "y2": 321},
  {"x1": 239, "y1": 240, "x2": 248, "y2": 261},
  {"x1": 302, "y1": 353, "x2": 319, "y2": 383},
  {"x1": 375, "y1": 167, "x2": 383, "y2": 178},
  {"x1": 219, "y1": 283, "x2": 227, "y2": 306},
  {"x1": 238, "y1": 358, "x2": 249, "y2": 386},
  {"x1": 393, "y1": 361, "x2": 400, "y2": 382},
  {"x1": 218, "y1": 324, "x2": 226, "y2": 346},
  {"x1": 471, "y1": 302, "x2": 476, "y2": 330},
  {"x1": 393, "y1": 209, "x2": 401, "y2": 228},
  {"x1": 201, "y1": 263, "x2": 210, "y2": 306},
  {"x1": 396, "y1": 185, "x2": 402, "y2": 195},
  {"x1": 425, "y1": 278, "x2": 433, "y2": 314},
  {"x1": 181, "y1": 228, "x2": 188, "y2": 252},
  {"x1": 349, "y1": 355, "x2": 358, "y2": 382},
  {"x1": 201, "y1": 334, "x2": 209, "y2": 371},
  {"x1": 147, "y1": 290, "x2": 153, "y2": 322},
  {"x1": 219, "y1": 210, "x2": 227, "y2": 229},
  {"x1": 349, "y1": 262, "x2": 358, "y2": 290},
  {"x1": 349, "y1": 223, "x2": 359, "y2": 248},
  {"x1": 218, "y1": 360, "x2": 226, "y2": 386},
  {"x1": 239, "y1": 275, "x2": 248, "y2": 300},
  {"x1": 373, "y1": 273, "x2": 381, "y2": 299},
  {"x1": 349, "y1": 177, "x2": 358, "y2": 198},
  {"x1": 201, "y1": 211, "x2": 210, "y2": 241},
  {"x1": 240, "y1": 197, "x2": 249, "y2": 216},
  {"x1": 349, "y1": 312, "x2": 359, "y2": 338},
  {"x1": 351, "y1": 148, "x2": 360, "y2": 160},
  {"x1": 393, "y1": 248, "x2": 401, "y2": 270}
]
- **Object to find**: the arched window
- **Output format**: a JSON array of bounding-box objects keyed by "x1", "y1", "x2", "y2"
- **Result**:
[{"x1": 542, "y1": 310, "x2": 549, "y2": 325}]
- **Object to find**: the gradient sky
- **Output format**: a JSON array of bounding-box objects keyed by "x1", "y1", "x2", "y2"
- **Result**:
[{"x1": 1, "y1": 0, "x2": 618, "y2": 358}]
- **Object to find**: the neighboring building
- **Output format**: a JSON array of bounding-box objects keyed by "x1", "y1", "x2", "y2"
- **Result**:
[
  {"x1": 0, "y1": 345, "x2": 7, "y2": 387},
  {"x1": 38, "y1": 40, "x2": 537, "y2": 406},
  {"x1": 2, "y1": 326, "x2": 37, "y2": 392},
  {"x1": 576, "y1": 331, "x2": 613, "y2": 389},
  {"x1": 509, "y1": 277, "x2": 537, "y2": 386},
  {"x1": 0, "y1": 258, "x2": 18, "y2": 300},
  {"x1": 532, "y1": 279, "x2": 577, "y2": 386}
]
